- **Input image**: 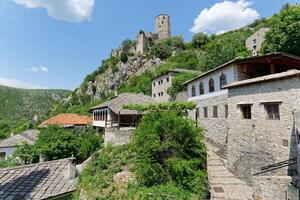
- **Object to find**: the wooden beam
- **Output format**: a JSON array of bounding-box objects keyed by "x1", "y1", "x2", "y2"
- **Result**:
[{"x1": 270, "y1": 63, "x2": 275, "y2": 74}]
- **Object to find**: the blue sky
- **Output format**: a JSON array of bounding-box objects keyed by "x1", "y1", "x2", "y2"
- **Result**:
[{"x1": 0, "y1": 0, "x2": 299, "y2": 90}]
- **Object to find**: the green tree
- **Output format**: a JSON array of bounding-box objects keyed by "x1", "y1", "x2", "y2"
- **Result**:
[
  {"x1": 261, "y1": 5, "x2": 300, "y2": 56},
  {"x1": 131, "y1": 111, "x2": 208, "y2": 198},
  {"x1": 168, "y1": 50, "x2": 200, "y2": 70},
  {"x1": 191, "y1": 32, "x2": 209, "y2": 49},
  {"x1": 14, "y1": 143, "x2": 38, "y2": 164},
  {"x1": 167, "y1": 72, "x2": 199, "y2": 99}
]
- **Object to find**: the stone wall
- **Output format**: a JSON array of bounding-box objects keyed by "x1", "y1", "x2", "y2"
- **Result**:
[
  {"x1": 104, "y1": 127, "x2": 134, "y2": 146},
  {"x1": 189, "y1": 92, "x2": 229, "y2": 157},
  {"x1": 227, "y1": 76, "x2": 300, "y2": 197}
]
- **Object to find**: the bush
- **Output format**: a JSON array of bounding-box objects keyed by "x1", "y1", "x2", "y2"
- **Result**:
[
  {"x1": 167, "y1": 72, "x2": 199, "y2": 100},
  {"x1": 0, "y1": 157, "x2": 20, "y2": 168},
  {"x1": 131, "y1": 111, "x2": 208, "y2": 198},
  {"x1": 35, "y1": 126, "x2": 102, "y2": 163},
  {"x1": 191, "y1": 32, "x2": 209, "y2": 49},
  {"x1": 168, "y1": 50, "x2": 200, "y2": 70},
  {"x1": 14, "y1": 143, "x2": 38, "y2": 164}
]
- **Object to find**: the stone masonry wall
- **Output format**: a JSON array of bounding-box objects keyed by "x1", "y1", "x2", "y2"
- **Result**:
[
  {"x1": 189, "y1": 93, "x2": 229, "y2": 157},
  {"x1": 104, "y1": 127, "x2": 134, "y2": 146},
  {"x1": 227, "y1": 76, "x2": 300, "y2": 197}
]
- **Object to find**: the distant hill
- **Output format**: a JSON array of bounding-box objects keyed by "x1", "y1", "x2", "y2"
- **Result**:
[{"x1": 0, "y1": 85, "x2": 70, "y2": 138}]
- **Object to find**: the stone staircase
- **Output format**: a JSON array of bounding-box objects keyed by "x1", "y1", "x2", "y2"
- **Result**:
[{"x1": 207, "y1": 144, "x2": 254, "y2": 200}]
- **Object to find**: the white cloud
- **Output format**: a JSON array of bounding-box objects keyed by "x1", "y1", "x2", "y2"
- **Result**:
[
  {"x1": 0, "y1": 77, "x2": 45, "y2": 89},
  {"x1": 191, "y1": 0, "x2": 259, "y2": 35},
  {"x1": 14, "y1": 0, "x2": 94, "y2": 23},
  {"x1": 28, "y1": 66, "x2": 49, "y2": 73}
]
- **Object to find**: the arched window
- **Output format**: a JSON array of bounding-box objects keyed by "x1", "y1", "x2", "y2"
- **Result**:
[
  {"x1": 199, "y1": 82, "x2": 204, "y2": 95},
  {"x1": 191, "y1": 85, "x2": 196, "y2": 97},
  {"x1": 220, "y1": 73, "x2": 227, "y2": 89},
  {"x1": 209, "y1": 79, "x2": 215, "y2": 93}
]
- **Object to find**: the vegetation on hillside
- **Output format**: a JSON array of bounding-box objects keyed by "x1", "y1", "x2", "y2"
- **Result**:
[
  {"x1": 261, "y1": 4, "x2": 300, "y2": 55},
  {"x1": 77, "y1": 102, "x2": 208, "y2": 199},
  {"x1": 0, "y1": 85, "x2": 70, "y2": 139}
]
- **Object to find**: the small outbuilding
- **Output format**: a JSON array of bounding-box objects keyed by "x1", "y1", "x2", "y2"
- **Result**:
[
  {"x1": 90, "y1": 93, "x2": 155, "y2": 129},
  {"x1": 0, "y1": 130, "x2": 38, "y2": 159}
]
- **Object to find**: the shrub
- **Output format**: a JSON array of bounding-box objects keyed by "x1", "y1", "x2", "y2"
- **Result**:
[
  {"x1": 131, "y1": 111, "x2": 208, "y2": 197},
  {"x1": 191, "y1": 32, "x2": 209, "y2": 49},
  {"x1": 14, "y1": 143, "x2": 38, "y2": 164},
  {"x1": 168, "y1": 50, "x2": 200, "y2": 70}
]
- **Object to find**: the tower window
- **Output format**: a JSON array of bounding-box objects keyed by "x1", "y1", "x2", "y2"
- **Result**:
[
  {"x1": 220, "y1": 73, "x2": 227, "y2": 89},
  {"x1": 199, "y1": 82, "x2": 204, "y2": 95}
]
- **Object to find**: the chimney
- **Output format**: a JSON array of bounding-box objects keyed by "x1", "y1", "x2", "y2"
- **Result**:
[{"x1": 65, "y1": 157, "x2": 76, "y2": 180}]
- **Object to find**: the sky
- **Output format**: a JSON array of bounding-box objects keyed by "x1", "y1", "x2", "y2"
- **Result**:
[{"x1": 0, "y1": 0, "x2": 299, "y2": 90}]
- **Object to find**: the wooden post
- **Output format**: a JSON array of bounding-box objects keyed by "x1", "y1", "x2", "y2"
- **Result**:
[
  {"x1": 118, "y1": 111, "x2": 120, "y2": 129},
  {"x1": 270, "y1": 63, "x2": 275, "y2": 74}
]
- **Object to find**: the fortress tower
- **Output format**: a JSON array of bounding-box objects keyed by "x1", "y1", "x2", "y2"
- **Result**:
[{"x1": 155, "y1": 14, "x2": 171, "y2": 40}]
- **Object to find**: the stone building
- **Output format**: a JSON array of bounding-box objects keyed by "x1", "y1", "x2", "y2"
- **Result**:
[
  {"x1": 111, "y1": 14, "x2": 172, "y2": 57},
  {"x1": 0, "y1": 130, "x2": 38, "y2": 159},
  {"x1": 183, "y1": 52, "x2": 300, "y2": 198},
  {"x1": 152, "y1": 68, "x2": 199, "y2": 103},
  {"x1": 155, "y1": 14, "x2": 171, "y2": 40},
  {"x1": 246, "y1": 28, "x2": 270, "y2": 56},
  {"x1": 223, "y1": 70, "x2": 300, "y2": 199},
  {"x1": 90, "y1": 93, "x2": 155, "y2": 146}
]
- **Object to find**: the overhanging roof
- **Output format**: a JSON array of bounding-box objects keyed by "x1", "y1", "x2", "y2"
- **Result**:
[{"x1": 182, "y1": 52, "x2": 300, "y2": 86}]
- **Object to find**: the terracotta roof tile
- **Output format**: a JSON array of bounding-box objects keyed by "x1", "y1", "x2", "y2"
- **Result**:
[{"x1": 40, "y1": 114, "x2": 92, "y2": 128}]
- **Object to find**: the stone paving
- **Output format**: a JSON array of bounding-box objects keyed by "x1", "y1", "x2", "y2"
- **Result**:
[{"x1": 207, "y1": 144, "x2": 254, "y2": 200}]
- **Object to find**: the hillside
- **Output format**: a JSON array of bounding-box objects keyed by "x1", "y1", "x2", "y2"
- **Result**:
[
  {"x1": 0, "y1": 85, "x2": 70, "y2": 138},
  {"x1": 52, "y1": 4, "x2": 299, "y2": 115}
]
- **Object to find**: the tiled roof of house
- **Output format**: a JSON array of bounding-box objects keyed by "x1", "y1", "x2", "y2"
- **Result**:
[
  {"x1": 0, "y1": 158, "x2": 76, "y2": 200},
  {"x1": 223, "y1": 70, "x2": 300, "y2": 89},
  {"x1": 0, "y1": 130, "x2": 39, "y2": 148},
  {"x1": 39, "y1": 114, "x2": 92, "y2": 128},
  {"x1": 90, "y1": 93, "x2": 155, "y2": 115}
]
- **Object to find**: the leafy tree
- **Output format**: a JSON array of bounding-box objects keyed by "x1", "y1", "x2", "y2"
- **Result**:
[
  {"x1": 35, "y1": 126, "x2": 102, "y2": 163},
  {"x1": 151, "y1": 42, "x2": 172, "y2": 60},
  {"x1": 14, "y1": 143, "x2": 38, "y2": 164},
  {"x1": 0, "y1": 157, "x2": 19, "y2": 168},
  {"x1": 191, "y1": 32, "x2": 209, "y2": 49},
  {"x1": 167, "y1": 72, "x2": 199, "y2": 99},
  {"x1": 131, "y1": 111, "x2": 208, "y2": 198},
  {"x1": 261, "y1": 5, "x2": 300, "y2": 56}
]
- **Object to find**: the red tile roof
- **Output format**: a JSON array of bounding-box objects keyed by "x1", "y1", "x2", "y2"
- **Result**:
[{"x1": 40, "y1": 114, "x2": 92, "y2": 127}]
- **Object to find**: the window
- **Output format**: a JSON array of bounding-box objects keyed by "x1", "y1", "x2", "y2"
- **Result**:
[
  {"x1": 166, "y1": 77, "x2": 169, "y2": 82},
  {"x1": 240, "y1": 105, "x2": 252, "y2": 119},
  {"x1": 225, "y1": 105, "x2": 228, "y2": 118},
  {"x1": 209, "y1": 79, "x2": 215, "y2": 92},
  {"x1": 204, "y1": 107, "x2": 208, "y2": 118},
  {"x1": 196, "y1": 108, "x2": 199, "y2": 120},
  {"x1": 265, "y1": 104, "x2": 280, "y2": 120},
  {"x1": 219, "y1": 74, "x2": 227, "y2": 89},
  {"x1": 191, "y1": 85, "x2": 196, "y2": 97},
  {"x1": 253, "y1": 39, "x2": 257, "y2": 44},
  {"x1": 213, "y1": 106, "x2": 218, "y2": 118},
  {"x1": 153, "y1": 94, "x2": 156, "y2": 98},
  {"x1": 161, "y1": 92, "x2": 164, "y2": 96},
  {"x1": 0, "y1": 152, "x2": 5, "y2": 159},
  {"x1": 199, "y1": 82, "x2": 204, "y2": 95},
  {"x1": 253, "y1": 45, "x2": 257, "y2": 50},
  {"x1": 153, "y1": 82, "x2": 156, "y2": 87}
]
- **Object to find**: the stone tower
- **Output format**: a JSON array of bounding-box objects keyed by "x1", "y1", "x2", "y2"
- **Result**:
[{"x1": 155, "y1": 14, "x2": 171, "y2": 40}]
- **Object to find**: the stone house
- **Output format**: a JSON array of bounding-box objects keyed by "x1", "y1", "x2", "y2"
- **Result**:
[
  {"x1": 246, "y1": 28, "x2": 270, "y2": 56},
  {"x1": 0, "y1": 130, "x2": 38, "y2": 159},
  {"x1": 224, "y1": 70, "x2": 300, "y2": 199},
  {"x1": 183, "y1": 52, "x2": 300, "y2": 198},
  {"x1": 90, "y1": 93, "x2": 155, "y2": 146},
  {"x1": 152, "y1": 68, "x2": 199, "y2": 103}
]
